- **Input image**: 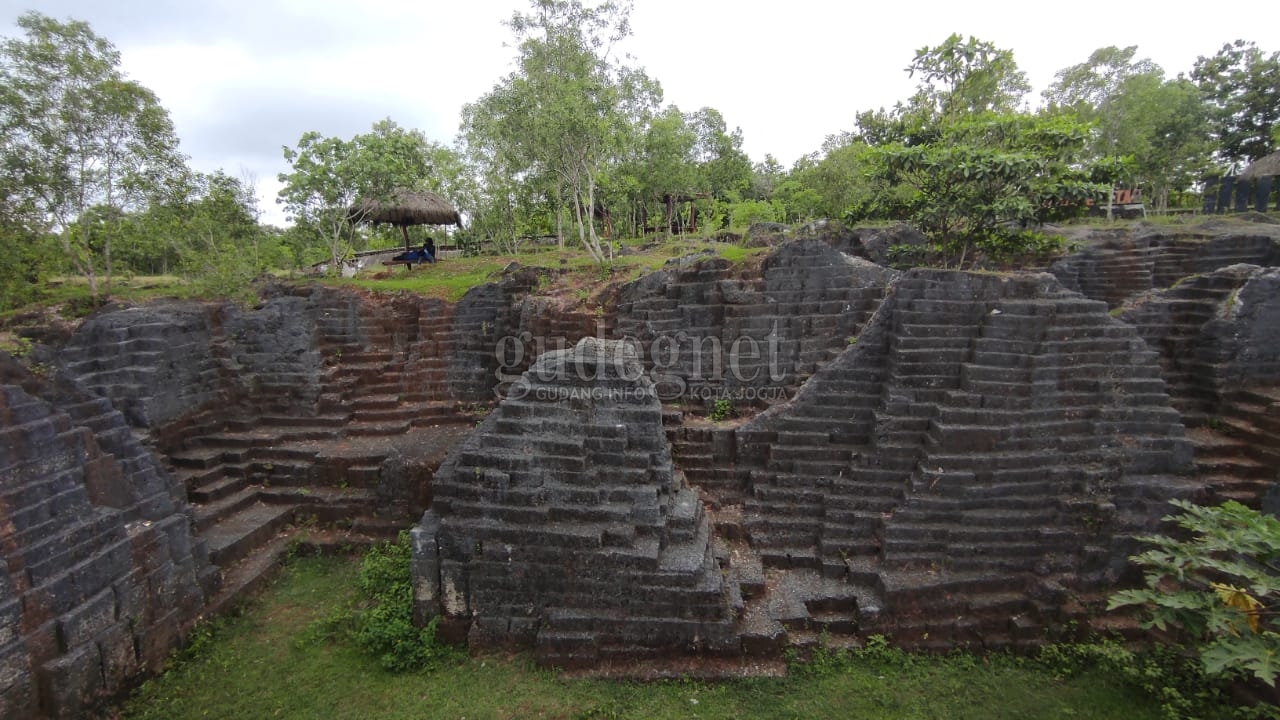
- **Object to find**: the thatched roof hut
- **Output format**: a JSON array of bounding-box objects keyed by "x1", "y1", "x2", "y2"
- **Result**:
[
  {"x1": 351, "y1": 188, "x2": 462, "y2": 227},
  {"x1": 350, "y1": 188, "x2": 462, "y2": 252},
  {"x1": 1240, "y1": 151, "x2": 1280, "y2": 180}
]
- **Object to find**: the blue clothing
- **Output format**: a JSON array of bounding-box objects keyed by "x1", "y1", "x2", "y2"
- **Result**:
[{"x1": 392, "y1": 249, "x2": 435, "y2": 264}]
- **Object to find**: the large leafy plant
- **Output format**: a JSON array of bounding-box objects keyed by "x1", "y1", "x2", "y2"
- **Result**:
[{"x1": 1110, "y1": 500, "x2": 1280, "y2": 688}]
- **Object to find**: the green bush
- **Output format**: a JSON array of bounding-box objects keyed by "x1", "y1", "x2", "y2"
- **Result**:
[
  {"x1": 708, "y1": 398, "x2": 734, "y2": 422},
  {"x1": 1035, "y1": 641, "x2": 1236, "y2": 719},
  {"x1": 303, "y1": 532, "x2": 457, "y2": 673},
  {"x1": 1110, "y1": 500, "x2": 1280, "y2": 691}
]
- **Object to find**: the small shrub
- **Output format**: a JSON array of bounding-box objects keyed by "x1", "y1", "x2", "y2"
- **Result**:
[
  {"x1": 1035, "y1": 641, "x2": 1237, "y2": 720},
  {"x1": 708, "y1": 398, "x2": 733, "y2": 422},
  {"x1": 301, "y1": 532, "x2": 458, "y2": 673}
]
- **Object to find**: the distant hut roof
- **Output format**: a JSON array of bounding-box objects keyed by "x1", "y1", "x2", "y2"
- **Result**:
[
  {"x1": 350, "y1": 188, "x2": 461, "y2": 227},
  {"x1": 1240, "y1": 151, "x2": 1280, "y2": 180}
]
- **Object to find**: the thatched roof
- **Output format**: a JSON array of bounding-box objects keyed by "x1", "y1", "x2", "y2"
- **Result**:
[
  {"x1": 1240, "y1": 151, "x2": 1280, "y2": 180},
  {"x1": 350, "y1": 188, "x2": 461, "y2": 226}
]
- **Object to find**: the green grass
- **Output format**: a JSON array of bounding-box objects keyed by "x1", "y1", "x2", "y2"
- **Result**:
[
  {"x1": 118, "y1": 555, "x2": 1197, "y2": 720},
  {"x1": 1, "y1": 274, "x2": 198, "y2": 322},
  {"x1": 3, "y1": 236, "x2": 754, "y2": 320},
  {"x1": 334, "y1": 256, "x2": 514, "y2": 301},
  {"x1": 329, "y1": 237, "x2": 762, "y2": 302}
]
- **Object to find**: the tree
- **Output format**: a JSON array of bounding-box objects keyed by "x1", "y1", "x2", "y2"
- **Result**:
[
  {"x1": 1192, "y1": 40, "x2": 1280, "y2": 166},
  {"x1": 1043, "y1": 46, "x2": 1163, "y2": 161},
  {"x1": 634, "y1": 106, "x2": 698, "y2": 233},
  {"x1": 1113, "y1": 76, "x2": 1213, "y2": 211},
  {"x1": 1044, "y1": 45, "x2": 1162, "y2": 113},
  {"x1": 461, "y1": 0, "x2": 658, "y2": 263},
  {"x1": 687, "y1": 107, "x2": 752, "y2": 201},
  {"x1": 180, "y1": 171, "x2": 271, "y2": 296},
  {"x1": 1110, "y1": 500, "x2": 1280, "y2": 693},
  {"x1": 1044, "y1": 47, "x2": 1212, "y2": 211},
  {"x1": 870, "y1": 113, "x2": 1104, "y2": 266},
  {"x1": 747, "y1": 154, "x2": 786, "y2": 201},
  {"x1": 0, "y1": 186, "x2": 56, "y2": 310},
  {"x1": 0, "y1": 11, "x2": 186, "y2": 302},
  {"x1": 277, "y1": 119, "x2": 436, "y2": 269},
  {"x1": 906, "y1": 33, "x2": 1030, "y2": 124},
  {"x1": 788, "y1": 140, "x2": 883, "y2": 221}
]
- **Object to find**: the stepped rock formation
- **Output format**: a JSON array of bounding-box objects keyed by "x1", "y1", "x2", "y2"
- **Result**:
[
  {"x1": 1049, "y1": 221, "x2": 1280, "y2": 308},
  {"x1": 0, "y1": 279, "x2": 542, "y2": 718},
  {"x1": 731, "y1": 269, "x2": 1199, "y2": 646},
  {"x1": 1, "y1": 219, "x2": 1277, "y2": 713},
  {"x1": 613, "y1": 240, "x2": 896, "y2": 405},
  {"x1": 0, "y1": 357, "x2": 211, "y2": 719},
  {"x1": 413, "y1": 337, "x2": 740, "y2": 665},
  {"x1": 409, "y1": 268, "x2": 1210, "y2": 656},
  {"x1": 612, "y1": 241, "x2": 897, "y2": 502},
  {"x1": 1118, "y1": 265, "x2": 1280, "y2": 505}
]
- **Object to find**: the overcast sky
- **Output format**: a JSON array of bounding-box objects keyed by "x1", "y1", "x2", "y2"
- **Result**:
[{"x1": 2, "y1": 1, "x2": 1273, "y2": 225}]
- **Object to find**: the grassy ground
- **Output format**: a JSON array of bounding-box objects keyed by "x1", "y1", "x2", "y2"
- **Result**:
[
  {"x1": 329, "y1": 238, "x2": 766, "y2": 301},
  {"x1": 0, "y1": 237, "x2": 761, "y2": 326},
  {"x1": 117, "y1": 555, "x2": 1191, "y2": 720}
]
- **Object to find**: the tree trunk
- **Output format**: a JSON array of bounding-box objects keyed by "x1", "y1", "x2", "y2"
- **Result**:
[{"x1": 103, "y1": 232, "x2": 113, "y2": 300}]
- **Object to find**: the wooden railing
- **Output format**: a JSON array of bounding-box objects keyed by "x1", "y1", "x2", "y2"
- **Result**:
[{"x1": 1202, "y1": 175, "x2": 1278, "y2": 214}]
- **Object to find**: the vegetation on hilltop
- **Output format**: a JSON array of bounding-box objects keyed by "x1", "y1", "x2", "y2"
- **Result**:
[{"x1": 2, "y1": 2, "x2": 1277, "y2": 307}]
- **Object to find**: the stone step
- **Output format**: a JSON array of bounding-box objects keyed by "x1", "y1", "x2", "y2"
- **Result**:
[
  {"x1": 20, "y1": 510, "x2": 127, "y2": 586},
  {"x1": 194, "y1": 486, "x2": 263, "y2": 532},
  {"x1": 756, "y1": 545, "x2": 821, "y2": 570},
  {"x1": 189, "y1": 469, "x2": 252, "y2": 504},
  {"x1": 168, "y1": 447, "x2": 229, "y2": 470},
  {"x1": 255, "y1": 446, "x2": 321, "y2": 462},
  {"x1": 346, "y1": 421, "x2": 411, "y2": 437},
  {"x1": 198, "y1": 432, "x2": 279, "y2": 449},
  {"x1": 202, "y1": 502, "x2": 297, "y2": 567},
  {"x1": 352, "y1": 406, "x2": 420, "y2": 423},
  {"x1": 1194, "y1": 455, "x2": 1272, "y2": 478},
  {"x1": 351, "y1": 395, "x2": 402, "y2": 411}
]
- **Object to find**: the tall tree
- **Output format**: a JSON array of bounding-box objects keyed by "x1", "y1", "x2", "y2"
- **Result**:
[
  {"x1": 629, "y1": 106, "x2": 697, "y2": 234},
  {"x1": 0, "y1": 11, "x2": 186, "y2": 302},
  {"x1": 1109, "y1": 75, "x2": 1212, "y2": 210},
  {"x1": 277, "y1": 119, "x2": 438, "y2": 269},
  {"x1": 871, "y1": 113, "x2": 1105, "y2": 267},
  {"x1": 1192, "y1": 40, "x2": 1280, "y2": 166},
  {"x1": 906, "y1": 33, "x2": 1030, "y2": 124},
  {"x1": 1044, "y1": 46, "x2": 1162, "y2": 112},
  {"x1": 687, "y1": 107, "x2": 752, "y2": 201},
  {"x1": 790, "y1": 139, "x2": 885, "y2": 221},
  {"x1": 462, "y1": 0, "x2": 658, "y2": 263},
  {"x1": 1045, "y1": 46, "x2": 1212, "y2": 211}
]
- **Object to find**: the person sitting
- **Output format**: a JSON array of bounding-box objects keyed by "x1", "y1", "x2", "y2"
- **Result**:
[
  {"x1": 391, "y1": 244, "x2": 433, "y2": 267},
  {"x1": 424, "y1": 238, "x2": 437, "y2": 263}
]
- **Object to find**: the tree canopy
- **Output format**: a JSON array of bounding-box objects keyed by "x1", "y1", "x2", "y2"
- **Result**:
[
  {"x1": 0, "y1": 11, "x2": 185, "y2": 301},
  {"x1": 1192, "y1": 40, "x2": 1280, "y2": 166},
  {"x1": 0, "y1": 6, "x2": 1274, "y2": 308},
  {"x1": 277, "y1": 119, "x2": 452, "y2": 268}
]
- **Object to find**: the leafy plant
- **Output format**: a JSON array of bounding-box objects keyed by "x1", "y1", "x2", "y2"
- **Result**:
[
  {"x1": 1035, "y1": 640, "x2": 1235, "y2": 719},
  {"x1": 708, "y1": 398, "x2": 734, "y2": 422},
  {"x1": 870, "y1": 113, "x2": 1106, "y2": 267},
  {"x1": 301, "y1": 532, "x2": 457, "y2": 673},
  {"x1": 1109, "y1": 500, "x2": 1280, "y2": 689}
]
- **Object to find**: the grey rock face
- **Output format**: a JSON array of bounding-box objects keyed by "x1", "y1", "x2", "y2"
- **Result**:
[
  {"x1": 612, "y1": 240, "x2": 898, "y2": 410},
  {"x1": 414, "y1": 337, "x2": 741, "y2": 664},
  {"x1": 0, "y1": 357, "x2": 210, "y2": 719},
  {"x1": 736, "y1": 269, "x2": 1198, "y2": 635}
]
